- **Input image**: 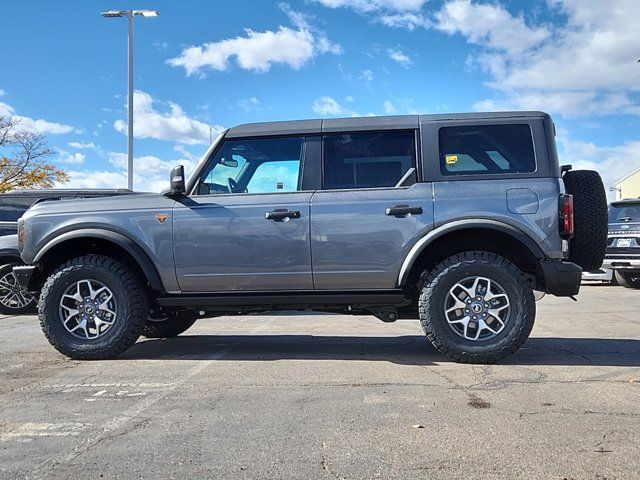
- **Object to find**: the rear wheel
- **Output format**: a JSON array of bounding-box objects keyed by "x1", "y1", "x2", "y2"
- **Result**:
[
  {"x1": 0, "y1": 263, "x2": 37, "y2": 315},
  {"x1": 142, "y1": 311, "x2": 197, "y2": 338},
  {"x1": 39, "y1": 255, "x2": 148, "y2": 360},
  {"x1": 614, "y1": 271, "x2": 640, "y2": 289},
  {"x1": 419, "y1": 251, "x2": 535, "y2": 363}
]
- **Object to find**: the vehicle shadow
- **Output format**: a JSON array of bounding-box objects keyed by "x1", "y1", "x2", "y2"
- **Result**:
[{"x1": 121, "y1": 335, "x2": 640, "y2": 367}]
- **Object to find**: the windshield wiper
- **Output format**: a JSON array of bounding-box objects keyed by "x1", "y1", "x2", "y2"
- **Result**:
[{"x1": 617, "y1": 217, "x2": 633, "y2": 222}]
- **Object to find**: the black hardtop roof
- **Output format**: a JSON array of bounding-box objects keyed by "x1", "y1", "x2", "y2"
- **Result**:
[
  {"x1": 611, "y1": 198, "x2": 640, "y2": 207},
  {"x1": 1, "y1": 188, "x2": 133, "y2": 197},
  {"x1": 226, "y1": 111, "x2": 550, "y2": 138}
]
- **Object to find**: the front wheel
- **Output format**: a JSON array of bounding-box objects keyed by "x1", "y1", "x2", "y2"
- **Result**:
[
  {"x1": 614, "y1": 271, "x2": 640, "y2": 289},
  {"x1": 419, "y1": 251, "x2": 535, "y2": 364},
  {"x1": 39, "y1": 255, "x2": 148, "y2": 360}
]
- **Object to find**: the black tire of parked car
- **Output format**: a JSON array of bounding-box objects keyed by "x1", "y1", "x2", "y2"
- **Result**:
[
  {"x1": 562, "y1": 170, "x2": 608, "y2": 272},
  {"x1": 614, "y1": 271, "x2": 640, "y2": 289},
  {"x1": 418, "y1": 251, "x2": 536, "y2": 364},
  {"x1": 0, "y1": 263, "x2": 37, "y2": 315},
  {"x1": 142, "y1": 310, "x2": 198, "y2": 338},
  {"x1": 39, "y1": 255, "x2": 148, "y2": 360}
]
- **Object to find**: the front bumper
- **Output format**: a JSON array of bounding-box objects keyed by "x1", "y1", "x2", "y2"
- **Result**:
[
  {"x1": 539, "y1": 259, "x2": 582, "y2": 297},
  {"x1": 13, "y1": 265, "x2": 37, "y2": 290}
]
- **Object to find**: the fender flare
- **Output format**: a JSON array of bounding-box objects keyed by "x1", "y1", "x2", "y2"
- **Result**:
[
  {"x1": 397, "y1": 219, "x2": 546, "y2": 287},
  {"x1": 34, "y1": 228, "x2": 165, "y2": 292}
]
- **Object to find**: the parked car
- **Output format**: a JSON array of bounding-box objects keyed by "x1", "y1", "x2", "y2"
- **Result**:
[
  {"x1": 0, "y1": 189, "x2": 132, "y2": 314},
  {"x1": 602, "y1": 198, "x2": 640, "y2": 288},
  {"x1": 0, "y1": 189, "x2": 132, "y2": 236},
  {"x1": 14, "y1": 112, "x2": 608, "y2": 363}
]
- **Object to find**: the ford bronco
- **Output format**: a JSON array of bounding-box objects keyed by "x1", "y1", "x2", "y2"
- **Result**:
[{"x1": 14, "y1": 112, "x2": 608, "y2": 363}]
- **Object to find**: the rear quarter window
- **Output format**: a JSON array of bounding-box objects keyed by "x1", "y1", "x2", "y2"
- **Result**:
[{"x1": 439, "y1": 124, "x2": 536, "y2": 176}]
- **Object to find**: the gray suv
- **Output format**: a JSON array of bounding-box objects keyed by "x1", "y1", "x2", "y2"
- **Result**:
[{"x1": 14, "y1": 112, "x2": 608, "y2": 363}]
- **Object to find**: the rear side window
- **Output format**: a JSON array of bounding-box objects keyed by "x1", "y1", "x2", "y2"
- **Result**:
[
  {"x1": 0, "y1": 196, "x2": 36, "y2": 222},
  {"x1": 323, "y1": 131, "x2": 416, "y2": 190},
  {"x1": 439, "y1": 124, "x2": 535, "y2": 176}
]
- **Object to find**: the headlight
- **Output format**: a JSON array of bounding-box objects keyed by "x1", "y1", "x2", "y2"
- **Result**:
[{"x1": 18, "y1": 225, "x2": 25, "y2": 244}]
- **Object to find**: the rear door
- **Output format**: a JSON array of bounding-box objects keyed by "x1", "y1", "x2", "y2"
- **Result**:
[
  {"x1": 310, "y1": 130, "x2": 434, "y2": 289},
  {"x1": 173, "y1": 135, "x2": 317, "y2": 292}
]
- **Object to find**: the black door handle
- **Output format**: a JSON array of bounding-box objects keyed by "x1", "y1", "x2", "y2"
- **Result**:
[
  {"x1": 265, "y1": 209, "x2": 301, "y2": 220},
  {"x1": 385, "y1": 205, "x2": 423, "y2": 217}
]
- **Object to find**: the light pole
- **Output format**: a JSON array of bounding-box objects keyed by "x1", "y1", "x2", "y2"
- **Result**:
[{"x1": 100, "y1": 9, "x2": 159, "y2": 190}]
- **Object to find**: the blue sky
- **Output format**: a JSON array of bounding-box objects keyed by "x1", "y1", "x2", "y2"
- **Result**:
[{"x1": 1, "y1": 0, "x2": 639, "y2": 194}]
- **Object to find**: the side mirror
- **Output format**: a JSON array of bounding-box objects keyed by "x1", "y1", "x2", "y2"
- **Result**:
[{"x1": 168, "y1": 165, "x2": 186, "y2": 197}]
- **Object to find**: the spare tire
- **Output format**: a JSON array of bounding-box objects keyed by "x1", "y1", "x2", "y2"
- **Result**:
[{"x1": 563, "y1": 170, "x2": 608, "y2": 271}]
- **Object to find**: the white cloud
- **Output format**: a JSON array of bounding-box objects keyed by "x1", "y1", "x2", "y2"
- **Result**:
[
  {"x1": 56, "y1": 150, "x2": 86, "y2": 165},
  {"x1": 153, "y1": 39, "x2": 169, "y2": 51},
  {"x1": 0, "y1": 89, "x2": 5, "y2": 97},
  {"x1": 238, "y1": 96, "x2": 260, "y2": 112},
  {"x1": 433, "y1": 0, "x2": 640, "y2": 117},
  {"x1": 379, "y1": 13, "x2": 430, "y2": 30},
  {"x1": 383, "y1": 100, "x2": 397, "y2": 114},
  {"x1": 0, "y1": 100, "x2": 74, "y2": 135},
  {"x1": 168, "y1": 5, "x2": 340, "y2": 76},
  {"x1": 114, "y1": 90, "x2": 224, "y2": 145},
  {"x1": 361, "y1": 69, "x2": 374, "y2": 83},
  {"x1": 434, "y1": 0, "x2": 549, "y2": 55},
  {"x1": 474, "y1": 91, "x2": 640, "y2": 117},
  {"x1": 556, "y1": 134, "x2": 640, "y2": 200},
  {"x1": 312, "y1": 96, "x2": 353, "y2": 116},
  {"x1": 388, "y1": 48, "x2": 412, "y2": 67},
  {"x1": 68, "y1": 141, "x2": 97, "y2": 150},
  {"x1": 63, "y1": 152, "x2": 200, "y2": 193},
  {"x1": 312, "y1": 0, "x2": 427, "y2": 13}
]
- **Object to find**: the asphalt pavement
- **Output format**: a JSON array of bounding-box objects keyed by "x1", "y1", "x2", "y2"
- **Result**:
[{"x1": 1, "y1": 283, "x2": 639, "y2": 479}]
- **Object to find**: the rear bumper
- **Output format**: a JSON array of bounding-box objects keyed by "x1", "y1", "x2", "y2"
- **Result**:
[
  {"x1": 13, "y1": 265, "x2": 37, "y2": 290},
  {"x1": 602, "y1": 258, "x2": 640, "y2": 271},
  {"x1": 539, "y1": 259, "x2": 582, "y2": 297}
]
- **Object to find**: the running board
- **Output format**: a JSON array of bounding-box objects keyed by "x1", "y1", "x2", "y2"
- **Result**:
[{"x1": 156, "y1": 289, "x2": 407, "y2": 308}]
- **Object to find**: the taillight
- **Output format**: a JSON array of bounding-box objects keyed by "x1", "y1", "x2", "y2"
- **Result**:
[{"x1": 559, "y1": 194, "x2": 574, "y2": 239}]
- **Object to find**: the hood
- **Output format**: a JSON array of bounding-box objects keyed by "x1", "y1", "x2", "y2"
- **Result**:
[{"x1": 21, "y1": 193, "x2": 174, "y2": 220}]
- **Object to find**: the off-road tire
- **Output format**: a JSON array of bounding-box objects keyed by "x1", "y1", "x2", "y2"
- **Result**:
[
  {"x1": 419, "y1": 251, "x2": 536, "y2": 364},
  {"x1": 142, "y1": 311, "x2": 197, "y2": 338},
  {"x1": 39, "y1": 255, "x2": 148, "y2": 360},
  {"x1": 563, "y1": 170, "x2": 608, "y2": 271},
  {"x1": 614, "y1": 271, "x2": 640, "y2": 289},
  {"x1": 0, "y1": 263, "x2": 37, "y2": 315}
]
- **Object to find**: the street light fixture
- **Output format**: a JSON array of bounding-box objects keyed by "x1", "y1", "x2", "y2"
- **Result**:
[{"x1": 100, "y1": 9, "x2": 159, "y2": 190}]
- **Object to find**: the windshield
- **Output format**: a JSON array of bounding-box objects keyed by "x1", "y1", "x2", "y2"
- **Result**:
[{"x1": 609, "y1": 204, "x2": 640, "y2": 223}]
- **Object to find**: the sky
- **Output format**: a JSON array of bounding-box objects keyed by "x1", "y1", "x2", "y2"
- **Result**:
[{"x1": 1, "y1": 0, "x2": 639, "y2": 195}]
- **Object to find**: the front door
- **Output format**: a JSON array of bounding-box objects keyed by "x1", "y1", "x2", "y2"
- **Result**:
[{"x1": 173, "y1": 136, "x2": 314, "y2": 292}]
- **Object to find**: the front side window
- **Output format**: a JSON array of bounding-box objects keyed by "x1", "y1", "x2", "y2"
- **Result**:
[
  {"x1": 439, "y1": 124, "x2": 536, "y2": 176},
  {"x1": 323, "y1": 131, "x2": 416, "y2": 190},
  {"x1": 197, "y1": 137, "x2": 304, "y2": 195}
]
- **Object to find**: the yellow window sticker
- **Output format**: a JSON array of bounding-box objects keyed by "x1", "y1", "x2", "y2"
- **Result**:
[{"x1": 445, "y1": 155, "x2": 458, "y2": 165}]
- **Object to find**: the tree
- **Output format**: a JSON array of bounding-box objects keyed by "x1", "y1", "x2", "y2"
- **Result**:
[{"x1": 0, "y1": 116, "x2": 69, "y2": 192}]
